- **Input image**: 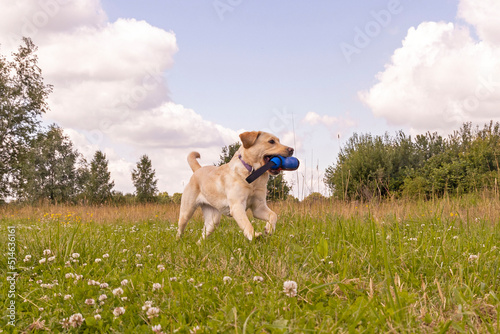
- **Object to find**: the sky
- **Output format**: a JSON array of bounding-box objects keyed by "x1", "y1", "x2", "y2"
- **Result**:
[{"x1": 1, "y1": 0, "x2": 499, "y2": 199}]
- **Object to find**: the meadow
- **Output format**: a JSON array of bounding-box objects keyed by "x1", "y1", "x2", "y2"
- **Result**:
[{"x1": 1, "y1": 195, "x2": 499, "y2": 333}]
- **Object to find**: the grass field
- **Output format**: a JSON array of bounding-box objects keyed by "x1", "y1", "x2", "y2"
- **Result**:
[{"x1": 1, "y1": 195, "x2": 499, "y2": 333}]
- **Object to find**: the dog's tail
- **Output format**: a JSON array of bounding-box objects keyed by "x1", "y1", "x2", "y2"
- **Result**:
[{"x1": 187, "y1": 151, "x2": 202, "y2": 172}]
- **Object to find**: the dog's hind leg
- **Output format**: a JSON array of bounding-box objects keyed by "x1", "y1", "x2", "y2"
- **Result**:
[
  {"x1": 197, "y1": 205, "x2": 221, "y2": 244},
  {"x1": 177, "y1": 185, "x2": 198, "y2": 240}
]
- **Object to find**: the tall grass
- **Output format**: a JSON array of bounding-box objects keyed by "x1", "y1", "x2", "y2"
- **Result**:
[{"x1": 1, "y1": 194, "x2": 499, "y2": 333}]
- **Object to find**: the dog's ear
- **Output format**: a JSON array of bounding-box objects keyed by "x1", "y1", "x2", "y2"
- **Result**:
[{"x1": 240, "y1": 131, "x2": 261, "y2": 149}]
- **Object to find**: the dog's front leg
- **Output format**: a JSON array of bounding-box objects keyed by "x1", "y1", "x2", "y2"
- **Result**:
[
  {"x1": 252, "y1": 203, "x2": 278, "y2": 235},
  {"x1": 230, "y1": 203, "x2": 261, "y2": 240}
]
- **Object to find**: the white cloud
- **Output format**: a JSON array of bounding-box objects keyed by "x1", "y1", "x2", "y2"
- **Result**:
[
  {"x1": 458, "y1": 0, "x2": 500, "y2": 45},
  {"x1": 0, "y1": 0, "x2": 239, "y2": 194},
  {"x1": 359, "y1": 0, "x2": 500, "y2": 134},
  {"x1": 303, "y1": 112, "x2": 338, "y2": 126}
]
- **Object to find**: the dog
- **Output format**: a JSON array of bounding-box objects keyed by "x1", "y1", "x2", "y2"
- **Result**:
[{"x1": 176, "y1": 131, "x2": 294, "y2": 242}]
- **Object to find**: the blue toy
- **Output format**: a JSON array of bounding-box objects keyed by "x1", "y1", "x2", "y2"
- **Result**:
[{"x1": 269, "y1": 156, "x2": 300, "y2": 171}]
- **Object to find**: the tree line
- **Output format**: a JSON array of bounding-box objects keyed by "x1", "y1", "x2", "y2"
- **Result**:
[{"x1": 325, "y1": 122, "x2": 500, "y2": 200}]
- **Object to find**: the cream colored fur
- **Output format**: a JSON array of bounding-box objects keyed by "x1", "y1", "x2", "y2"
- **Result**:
[{"x1": 177, "y1": 131, "x2": 294, "y2": 242}]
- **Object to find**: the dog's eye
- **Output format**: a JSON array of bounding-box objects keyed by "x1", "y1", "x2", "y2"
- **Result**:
[{"x1": 268, "y1": 139, "x2": 275, "y2": 144}]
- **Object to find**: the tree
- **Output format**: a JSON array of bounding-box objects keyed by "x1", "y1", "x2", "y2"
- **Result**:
[
  {"x1": 14, "y1": 125, "x2": 79, "y2": 203},
  {"x1": 0, "y1": 38, "x2": 52, "y2": 200},
  {"x1": 132, "y1": 154, "x2": 158, "y2": 203},
  {"x1": 86, "y1": 150, "x2": 114, "y2": 204},
  {"x1": 217, "y1": 142, "x2": 292, "y2": 201},
  {"x1": 217, "y1": 142, "x2": 241, "y2": 166}
]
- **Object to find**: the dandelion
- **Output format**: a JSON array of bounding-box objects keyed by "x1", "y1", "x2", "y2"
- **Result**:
[
  {"x1": 95, "y1": 258, "x2": 102, "y2": 263},
  {"x1": 157, "y1": 264, "x2": 165, "y2": 272},
  {"x1": 39, "y1": 258, "x2": 47, "y2": 264},
  {"x1": 283, "y1": 280, "x2": 298, "y2": 297},
  {"x1": 43, "y1": 249, "x2": 52, "y2": 256},
  {"x1": 147, "y1": 307, "x2": 161, "y2": 319},
  {"x1": 152, "y1": 324, "x2": 162, "y2": 333},
  {"x1": 223, "y1": 276, "x2": 232, "y2": 284},
  {"x1": 152, "y1": 283, "x2": 162, "y2": 291},
  {"x1": 113, "y1": 307, "x2": 125, "y2": 317},
  {"x1": 121, "y1": 279, "x2": 129, "y2": 286},
  {"x1": 102, "y1": 253, "x2": 109, "y2": 258},
  {"x1": 98, "y1": 294, "x2": 107, "y2": 301},
  {"x1": 85, "y1": 298, "x2": 95, "y2": 306},
  {"x1": 112, "y1": 287, "x2": 124, "y2": 296}
]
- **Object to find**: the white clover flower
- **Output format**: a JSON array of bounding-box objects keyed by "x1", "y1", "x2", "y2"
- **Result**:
[
  {"x1": 142, "y1": 301, "x2": 153, "y2": 311},
  {"x1": 147, "y1": 307, "x2": 160, "y2": 319},
  {"x1": 39, "y1": 258, "x2": 47, "y2": 264},
  {"x1": 253, "y1": 276, "x2": 264, "y2": 283},
  {"x1": 453, "y1": 236, "x2": 459, "y2": 239},
  {"x1": 113, "y1": 307, "x2": 125, "y2": 317},
  {"x1": 95, "y1": 258, "x2": 102, "y2": 263},
  {"x1": 48, "y1": 256, "x2": 56, "y2": 262},
  {"x1": 85, "y1": 298, "x2": 95, "y2": 305},
  {"x1": 190, "y1": 325, "x2": 201, "y2": 334},
  {"x1": 71, "y1": 253, "x2": 80, "y2": 259},
  {"x1": 67, "y1": 313, "x2": 85, "y2": 328},
  {"x1": 157, "y1": 264, "x2": 165, "y2": 272},
  {"x1": 152, "y1": 324, "x2": 162, "y2": 333},
  {"x1": 98, "y1": 294, "x2": 107, "y2": 301},
  {"x1": 40, "y1": 283, "x2": 54, "y2": 289},
  {"x1": 100, "y1": 282, "x2": 109, "y2": 289},
  {"x1": 112, "y1": 287, "x2": 124, "y2": 296},
  {"x1": 94, "y1": 314, "x2": 101, "y2": 320},
  {"x1": 88, "y1": 280, "x2": 100, "y2": 286},
  {"x1": 122, "y1": 249, "x2": 128, "y2": 253},
  {"x1": 121, "y1": 296, "x2": 128, "y2": 301},
  {"x1": 152, "y1": 283, "x2": 162, "y2": 291},
  {"x1": 283, "y1": 280, "x2": 298, "y2": 297},
  {"x1": 468, "y1": 254, "x2": 479, "y2": 262},
  {"x1": 223, "y1": 276, "x2": 232, "y2": 284},
  {"x1": 169, "y1": 277, "x2": 177, "y2": 282},
  {"x1": 188, "y1": 278, "x2": 195, "y2": 284},
  {"x1": 23, "y1": 255, "x2": 32, "y2": 262},
  {"x1": 63, "y1": 294, "x2": 72, "y2": 300},
  {"x1": 102, "y1": 253, "x2": 109, "y2": 258},
  {"x1": 75, "y1": 274, "x2": 83, "y2": 280},
  {"x1": 121, "y1": 279, "x2": 129, "y2": 286},
  {"x1": 136, "y1": 254, "x2": 142, "y2": 258},
  {"x1": 136, "y1": 263, "x2": 143, "y2": 268},
  {"x1": 43, "y1": 249, "x2": 52, "y2": 256},
  {"x1": 65, "y1": 273, "x2": 75, "y2": 279}
]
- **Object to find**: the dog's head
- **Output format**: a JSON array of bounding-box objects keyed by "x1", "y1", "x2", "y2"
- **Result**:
[{"x1": 239, "y1": 131, "x2": 294, "y2": 175}]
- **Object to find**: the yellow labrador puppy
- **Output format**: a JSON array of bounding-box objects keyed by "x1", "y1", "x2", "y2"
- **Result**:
[{"x1": 177, "y1": 131, "x2": 294, "y2": 242}]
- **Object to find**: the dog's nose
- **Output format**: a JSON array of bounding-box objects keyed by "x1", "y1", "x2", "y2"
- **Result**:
[{"x1": 288, "y1": 147, "x2": 294, "y2": 156}]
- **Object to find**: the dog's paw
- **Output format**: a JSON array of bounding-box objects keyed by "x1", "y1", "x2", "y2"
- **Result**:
[
  {"x1": 264, "y1": 223, "x2": 275, "y2": 235},
  {"x1": 253, "y1": 232, "x2": 263, "y2": 239}
]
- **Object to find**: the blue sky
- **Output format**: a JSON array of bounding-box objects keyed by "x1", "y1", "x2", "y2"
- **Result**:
[{"x1": 1, "y1": 0, "x2": 499, "y2": 198}]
